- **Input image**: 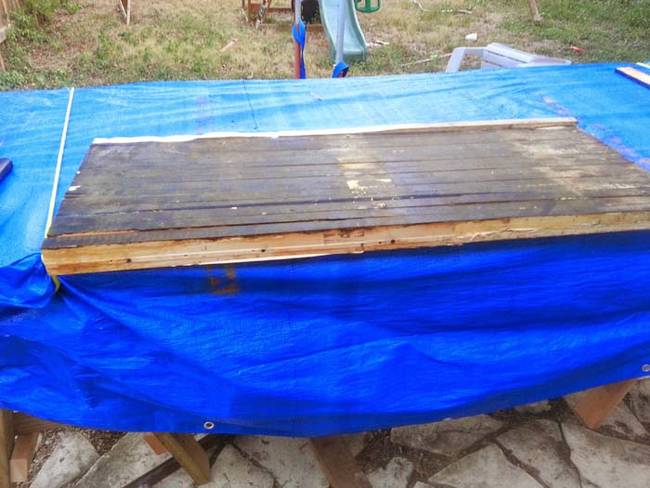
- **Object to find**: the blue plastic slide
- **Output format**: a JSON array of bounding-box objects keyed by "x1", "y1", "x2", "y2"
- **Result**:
[{"x1": 319, "y1": 0, "x2": 368, "y2": 62}]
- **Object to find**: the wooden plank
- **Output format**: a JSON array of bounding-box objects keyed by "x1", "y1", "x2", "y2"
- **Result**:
[
  {"x1": 153, "y1": 434, "x2": 210, "y2": 485},
  {"x1": 143, "y1": 433, "x2": 168, "y2": 455},
  {"x1": 616, "y1": 67, "x2": 650, "y2": 88},
  {"x1": 57, "y1": 186, "x2": 650, "y2": 222},
  {"x1": 9, "y1": 433, "x2": 41, "y2": 483},
  {"x1": 91, "y1": 117, "x2": 577, "y2": 144},
  {"x1": 42, "y1": 120, "x2": 650, "y2": 275},
  {"x1": 311, "y1": 437, "x2": 372, "y2": 488},
  {"x1": 48, "y1": 193, "x2": 650, "y2": 238},
  {"x1": 90, "y1": 123, "x2": 582, "y2": 156},
  {"x1": 67, "y1": 158, "x2": 624, "y2": 189},
  {"x1": 64, "y1": 157, "x2": 642, "y2": 199},
  {"x1": 0, "y1": 410, "x2": 14, "y2": 488},
  {"x1": 571, "y1": 379, "x2": 637, "y2": 429},
  {"x1": 46, "y1": 193, "x2": 650, "y2": 245},
  {"x1": 42, "y1": 210, "x2": 650, "y2": 275}
]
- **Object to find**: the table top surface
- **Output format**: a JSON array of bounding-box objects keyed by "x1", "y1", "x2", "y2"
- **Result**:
[{"x1": 42, "y1": 119, "x2": 650, "y2": 274}]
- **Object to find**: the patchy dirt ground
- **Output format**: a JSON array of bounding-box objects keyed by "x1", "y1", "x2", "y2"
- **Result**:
[{"x1": 0, "y1": 0, "x2": 648, "y2": 88}]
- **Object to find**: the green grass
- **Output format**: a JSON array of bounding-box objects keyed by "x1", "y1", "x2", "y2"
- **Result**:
[
  {"x1": 498, "y1": 0, "x2": 650, "y2": 61},
  {"x1": 0, "y1": 0, "x2": 648, "y2": 90}
]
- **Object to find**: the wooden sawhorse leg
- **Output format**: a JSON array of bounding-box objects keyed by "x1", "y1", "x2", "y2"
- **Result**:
[
  {"x1": 152, "y1": 433, "x2": 211, "y2": 485},
  {"x1": 2, "y1": 411, "x2": 214, "y2": 487},
  {"x1": 0, "y1": 411, "x2": 45, "y2": 486},
  {"x1": 311, "y1": 437, "x2": 372, "y2": 488},
  {"x1": 0, "y1": 410, "x2": 13, "y2": 488},
  {"x1": 570, "y1": 379, "x2": 637, "y2": 429}
]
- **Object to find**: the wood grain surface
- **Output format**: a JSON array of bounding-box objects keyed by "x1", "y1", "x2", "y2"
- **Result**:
[{"x1": 42, "y1": 120, "x2": 650, "y2": 274}]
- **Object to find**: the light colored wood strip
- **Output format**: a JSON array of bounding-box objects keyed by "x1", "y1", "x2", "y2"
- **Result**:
[
  {"x1": 41, "y1": 210, "x2": 650, "y2": 275},
  {"x1": 153, "y1": 434, "x2": 210, "y2": 485},
  {"x1": 91, "y1": 117, "x2": 578, "y2": 145},
  {"x1": 571, "y1": 379, "x2": 637, "y2": 429},
  {"x1": 616, "y1": 67, "x2": 650, "y2": 88}
]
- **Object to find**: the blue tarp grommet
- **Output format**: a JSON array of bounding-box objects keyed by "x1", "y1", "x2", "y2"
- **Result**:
[
  {"x1": 642, "y1": 364, "x2": 650, "y2": 373},
  {"x1": 203, "y1": 421, "x2": 215, "y2": 430}
]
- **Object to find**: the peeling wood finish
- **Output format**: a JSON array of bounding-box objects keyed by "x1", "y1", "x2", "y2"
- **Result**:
[{"x1": 42, "y1": 120, "x2": 650, "y2": 275}]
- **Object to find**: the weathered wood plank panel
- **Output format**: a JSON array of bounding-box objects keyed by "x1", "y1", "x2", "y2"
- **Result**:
[{"x1": 42, "y1": 119, "x2": 650, "y2": 275}]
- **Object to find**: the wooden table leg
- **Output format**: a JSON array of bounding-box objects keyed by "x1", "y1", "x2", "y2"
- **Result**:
[
  {"x1": 0, "y1": 410, "x2": 14, "y2": 488},
  {"x1": 9, "y1": 432, "x2": 40, "y2": 483},
  {"x1": 143, "y1": 433, "x2": 168, "y2": 455},
  {"x1": 571, "y1": 379, "x2": 637, "y2": 429},
  {"x1": 311, "y1": 437, "x2": 372, "y2": 488},
  {"x1": 153, "y1": 433, "x2": 210, "y2": 485}
]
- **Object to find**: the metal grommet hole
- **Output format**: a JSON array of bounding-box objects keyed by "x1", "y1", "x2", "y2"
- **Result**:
[
  {"x1": 203, "y1": 421, "x2": 215, "y2": 430},
  {"x1": 641, "y1": 364, "x2": 650, "y2": 373}
]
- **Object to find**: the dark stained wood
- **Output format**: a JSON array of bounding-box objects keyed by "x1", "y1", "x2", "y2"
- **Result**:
[{"x1": 42, "y1": 120, "x2": 650, "y2": 274}]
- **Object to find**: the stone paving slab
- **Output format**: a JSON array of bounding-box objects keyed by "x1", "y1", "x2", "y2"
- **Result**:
[
  {"x1": 24, "y1": 379, "x2": 650, "y2": 488},
  {"x1": 629, "y1": 380, "x2": 650, "y2": 424},
  {"x1": 428, "y1": 444, "x2": 543, "y2": 488},
  {"x1": 73, "y1": 433, "x2": 170, "y2": 488},
  {"x1": 235, "y1": 436, "x2": 328, "y2": 488},
  {"x1": 600, "y1": 403, "x2": 648, "y2": 439},
  {"x1": 562, "y1": 422, "x2": 650, "y2": 488},
  {"x1": 390, "y1": 415, "x2": 503, "y2": 457},
  {"x1": 497, "y1": 419, "x2": 580, "y2": 488},
  {"x1": 368, "y1": 457, "x2": 413, "y2": 488},
  {"x1": 154, "y1": 445, "x2": 274, "y2": 488},
  {"x1": 31, "y1": 432, "x2": 99, "y2": 488}
]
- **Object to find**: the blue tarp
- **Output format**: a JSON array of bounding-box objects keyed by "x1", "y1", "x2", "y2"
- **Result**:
[{"x1": 0, "y1": 63, "x2": 649, "y2": 435}]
